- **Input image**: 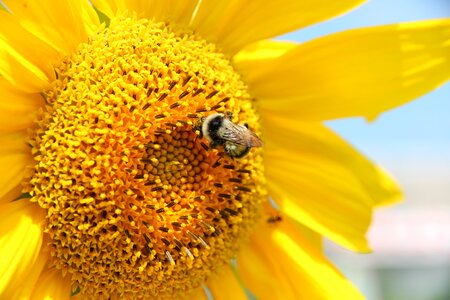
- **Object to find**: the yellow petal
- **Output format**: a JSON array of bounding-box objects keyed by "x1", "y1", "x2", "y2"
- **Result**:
[
  {"x1": 0, "y1": 132, "x2": 33, "y2": 204},
  {"x1": 372, "y1": 166, "x2": 403, "y2": 207},
  {"x1": 3, "y1": 242, "x2": 49, "y2": 299},
  {"x1": 90, "y1": 0, "x2": 121, "y2": 17},
  {"x1": 3, "y1": 0, "x2": 99, "y2": 54},
  {"x1": 234, "y1": 40, "x2": 297, "y2": 62},
  {"x1": 263, "y1": 115, "x2": 402, "y2": 251},
  {"x1": 233, "y1": 40, "x2": 297, "y2": 79},
  {"x1": 244, "y1": 19, "x2": 450, "y2": 121},
  {"x1": 30, "y1": 268, "x2": 71, "y2": 300},
  {"x1": 267, "y1": 164, "x2": 371, "y2": 252},
  {"x1": 0, "y1": 0, "x2": 100, "y2": 92},
  {"x1": 0, "y1": 11, "x2": 58, "y2": 92},
  {"x1": 207, "y1": 264, "x2": 247, "y2": 300},
  {"x1": 91, "y1": 0, "x2": 199, "y2": 27},
  {"x1": 0, "y1": 200, "x2": 45, "y2": 295},
  {"x1": 0, "y1": 78, "x2": 44, "y2": 132},
  {"x1": 192, "y1": 0, "x2": 365, "y2": 55},
  {"x1": 237, "y1": 231, "x2": 305, "y2": 299},
  {"x1": 238, "y1": 218, "x2": 364, "y2": 300},
  {"x1": 266, "y1": 115, "x2": 402, "y2": 205}
]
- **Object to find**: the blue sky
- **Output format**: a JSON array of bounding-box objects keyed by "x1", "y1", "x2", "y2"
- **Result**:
[{"x1": 282, "y1": 0, "x2": 450, "y2": 173}]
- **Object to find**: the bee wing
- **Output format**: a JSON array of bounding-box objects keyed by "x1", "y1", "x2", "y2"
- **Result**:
[
  {"x1": 220, "y1": 122, "x2": 263, "y2": 148},
  {"x1": 247, "y1": 130, "x2": 264, "y2": 147}
]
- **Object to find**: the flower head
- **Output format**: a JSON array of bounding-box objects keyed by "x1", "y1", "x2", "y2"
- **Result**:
[
  {"x1": 26, "y1": 15, "x2": 265, "y2": 296},
  {"x1": 0, "y1": 0, "x2": 448, "y2": 299}
]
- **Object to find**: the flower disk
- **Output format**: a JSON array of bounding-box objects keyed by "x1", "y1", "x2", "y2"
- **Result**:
[{"x1": 26, "y1": 16, "x2": 265, "y2": 298}]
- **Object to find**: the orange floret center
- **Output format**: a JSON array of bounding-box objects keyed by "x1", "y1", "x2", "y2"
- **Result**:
[{"x1": 25, "y1": 15, "x2": 265, "y2": 298}]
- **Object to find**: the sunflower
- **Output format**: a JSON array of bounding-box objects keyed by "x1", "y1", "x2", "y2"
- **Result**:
[{"x1": 0, "y1": 0, "x2": 448, "y2": 299}]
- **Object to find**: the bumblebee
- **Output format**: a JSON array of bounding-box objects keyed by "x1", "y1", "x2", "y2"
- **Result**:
[{"x1": 200, "y1": 113, "x2": 263, "y2": 158}]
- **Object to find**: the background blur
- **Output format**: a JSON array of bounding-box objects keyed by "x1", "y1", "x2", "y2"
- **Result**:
[{"x1": 283, "y1": 1, "x2": 450, "y2": 299}]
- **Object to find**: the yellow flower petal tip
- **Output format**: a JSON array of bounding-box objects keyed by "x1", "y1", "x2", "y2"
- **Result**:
[{"x1": 373, "y1": 166, "x2": 403, "y2": 207}]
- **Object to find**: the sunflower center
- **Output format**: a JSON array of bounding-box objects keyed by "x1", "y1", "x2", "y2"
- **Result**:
[{"x1": 26, "y1": 15, "x2": 265, "y2": 298}]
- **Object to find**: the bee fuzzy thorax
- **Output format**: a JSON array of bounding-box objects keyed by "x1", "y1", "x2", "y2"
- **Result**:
[
  {"x1": 201, "y1": 113, "x2": 227, "y2": 147},
  {"x1": 200, "y1": 113, "x2": 263, "y2": 158}
]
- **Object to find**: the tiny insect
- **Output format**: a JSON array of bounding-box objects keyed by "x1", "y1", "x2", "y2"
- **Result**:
[
  {"x1": 267, "y1": 215, "x2": 282, "y2": 224},
  {"x1": 199, "y1": 112, "x2": 263, "y2": 158}
]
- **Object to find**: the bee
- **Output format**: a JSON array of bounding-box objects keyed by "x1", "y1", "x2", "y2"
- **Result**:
[{"x1": 199, "y1": 112, "x2": 263, "y2": 158}]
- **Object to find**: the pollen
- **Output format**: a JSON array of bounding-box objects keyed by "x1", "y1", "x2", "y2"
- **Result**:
[{"x1": 25, "y1": 15, "x2": 265, "y2": 298}]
